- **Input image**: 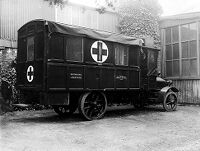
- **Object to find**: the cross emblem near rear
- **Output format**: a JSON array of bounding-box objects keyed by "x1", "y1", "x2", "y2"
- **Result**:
[{"x1": 27, "y1": 65, "x2": 34, "y2": 82}]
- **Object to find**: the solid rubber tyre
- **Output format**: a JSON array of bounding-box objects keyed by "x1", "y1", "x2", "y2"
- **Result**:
[
  {"x1": 78, "y1": 92, "x2": 107, "y2": 121},
  {"x1": 163, "y1": 91, "x2": 178, "y2": 112}
]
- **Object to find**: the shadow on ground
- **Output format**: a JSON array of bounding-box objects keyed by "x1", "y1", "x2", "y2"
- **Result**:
[{"x1": 2, "y1": 105, "x2": 165, "y2": 124}]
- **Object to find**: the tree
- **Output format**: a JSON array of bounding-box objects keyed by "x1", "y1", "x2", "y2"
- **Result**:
[
  {"x1": 117, "y1": 0, "x2": 162, "y2": 47},
  {"x1": 44, "y1": 0, "x2": 116, "y2": 11},
  {"x1": 139, "y1": 0, "x2": 163, "y2": 16}
]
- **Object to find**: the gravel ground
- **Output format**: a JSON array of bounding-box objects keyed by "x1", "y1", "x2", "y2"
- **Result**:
[{"x1": 1, "y1": 105, "x2": 200, "y2": 151}]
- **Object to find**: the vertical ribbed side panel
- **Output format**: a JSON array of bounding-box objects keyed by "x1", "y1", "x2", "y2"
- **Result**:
[
  {"x1": 0, "y1": 0, "x2": 2, "y2": 39},
  {"x1": 0, "y1": 0, "x2": 119, "y2": 42},
  {"x1": 0, "y1": 0, "x2": 56, "y2": 41},
  {"x1": 173, "y1": 79, "x2": 200, "y2": 104},
  {"x1": 56, "y1": 5, "x2": 119, "y2": 33}
]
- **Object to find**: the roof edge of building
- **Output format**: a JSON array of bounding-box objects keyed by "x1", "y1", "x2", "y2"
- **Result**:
[{"x1": 160, "y1": 11, "x2": 200, "y2": 21}]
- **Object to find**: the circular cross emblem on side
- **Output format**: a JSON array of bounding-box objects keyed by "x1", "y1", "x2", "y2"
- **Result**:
[
  {"x1": 90, "y1": 41, "x2": 108, "y2": 63},
  {"x1": 27, "y1": 65, "x2": 34, "y2": 82}
]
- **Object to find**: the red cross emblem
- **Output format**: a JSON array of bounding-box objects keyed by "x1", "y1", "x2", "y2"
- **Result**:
[
  {"x1": 27, "y1": 65, "x2": 34, "y2": 82},
  {"x1": 90, "y1": 41, "x2": 108, "y2": 63}
]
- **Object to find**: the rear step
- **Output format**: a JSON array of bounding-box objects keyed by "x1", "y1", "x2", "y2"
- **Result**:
[{"x1": 12, "y1": 104, "x2": 31, "y2": 109}]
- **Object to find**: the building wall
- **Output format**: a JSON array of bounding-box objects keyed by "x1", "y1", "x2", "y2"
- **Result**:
[
  {"x1": 160, "y1": 14, "x2": 200, "y2": 104},
  {"x1": 0, "y1": 0, "x2": 119, "y2": 44},
  {"x1": 56, "y1": 4, "x2": 119, "y2": 33},
  {"x1": 0, "y1": 0, "x2": 55, "y2": 43},
  {"x1": 173, "y1": 79, "x2": 200, "y2": 104}
]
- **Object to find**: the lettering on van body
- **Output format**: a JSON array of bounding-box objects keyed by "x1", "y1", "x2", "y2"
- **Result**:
[{"x1": 70, "y1": 73, "x2": 82, "y2": 80}]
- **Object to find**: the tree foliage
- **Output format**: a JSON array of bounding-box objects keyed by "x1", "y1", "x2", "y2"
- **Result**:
[
  {"x1": 44, "y1": 0, "x2": 65, "y2": 7},
  {"x1": 117, "y1": 0, "x2": 162, "y2": 47},
  {"x1": 44, "y1": 0, "x2": 116, "y2": 12},
  {"x1": 95, "y1": 0, "x2": 117, "y2": 13},
  {"x1": 1, "y1": 58, "x2": 19, "y2": 105},
  {"x1": 139, "y1": 0, "x2": 163, "y2": 16}
]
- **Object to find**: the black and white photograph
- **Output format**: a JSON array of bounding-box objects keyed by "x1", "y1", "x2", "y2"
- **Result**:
[{"x1": 1, "y1": 0, "x2": 200, "y2": 150}]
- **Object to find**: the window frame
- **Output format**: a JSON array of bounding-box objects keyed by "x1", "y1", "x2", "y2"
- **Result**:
[
  {"x1": 165, "y1": 26, "x2": 180, "y2": 77},
  {"x1": 65, "y1": 36, "x2": 84, "y2": 63},
  {"x1": 164, "y1": 22, "x2": 199, "y2": 78},
  {"x1": 49, "y1": 34, "x2": 64, "y2": 60},
  {"x1": 27, "y1": 36, "x2": 35, "y2": 61},
  {"x1": 180, "y1": 22, "x2": 198, "y2": 77}
]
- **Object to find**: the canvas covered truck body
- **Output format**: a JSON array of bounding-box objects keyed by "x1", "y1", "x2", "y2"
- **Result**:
[{"x1": 17, "y1": 20, "x2": 178, "y2": 120}]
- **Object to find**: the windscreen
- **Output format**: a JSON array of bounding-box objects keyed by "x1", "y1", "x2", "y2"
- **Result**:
[{"x1": 147, "y1": 49, "x2": 158, "y2": 76}]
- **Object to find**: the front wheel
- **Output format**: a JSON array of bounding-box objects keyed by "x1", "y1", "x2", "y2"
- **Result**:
[
  {"x1": 163, "y1": 91, "x2": 178, "y2": 112},
  {"x1": 78, "y1": 92, "x2": 107, "y2": 121}
]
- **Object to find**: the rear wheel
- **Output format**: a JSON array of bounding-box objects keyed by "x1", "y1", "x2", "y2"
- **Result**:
[
  {"x1": 78, "y1": 92, "x2": 107, "y2": 121},
  {"x1": 163, "y1": 91, "x2": 178, "y2": 111}
]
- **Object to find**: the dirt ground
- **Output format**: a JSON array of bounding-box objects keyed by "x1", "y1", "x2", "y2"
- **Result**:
[{"x1": 1, "y1": 105, "x2": 200, "y2": 151}]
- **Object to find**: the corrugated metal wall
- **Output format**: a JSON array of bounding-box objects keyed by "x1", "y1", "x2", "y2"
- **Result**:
[
  {"x1": 0, "y1": 0, "x2": 55, "y2": 41},
  {"x1": 0, "y1": 0, "x2": 119, "y2": 42},
  {"x1": 56, "y1": 4, "x2": 119, "y2": 33},
  {"x1": 173, "y1": 80, "x2": 200, "y2": 104}
]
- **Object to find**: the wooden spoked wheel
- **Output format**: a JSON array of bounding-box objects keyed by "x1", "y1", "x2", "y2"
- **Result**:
[
  {"x1": 78, "y1": 92, "x2": 107, "y2": 121},
  {"x1": 163, "y1": 91, "x2": 178, "y2": 112},
  {"x1": 53, "y1": 105, "x2": 77, "y2": 117}
]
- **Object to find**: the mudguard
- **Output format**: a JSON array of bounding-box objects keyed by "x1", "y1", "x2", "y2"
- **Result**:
[
  {"x1": 160, "y1": 86, "x2": 179, "y2": 93},
  {"x1": 158, "y1": 86, "x2": 179, "y2": 103}
]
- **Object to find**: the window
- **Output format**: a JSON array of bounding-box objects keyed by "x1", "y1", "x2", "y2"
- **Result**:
[
  {"x1": 115, "y1": 44, "x2": 128, "y2": 66},
  {"x1": 189, "y1": 23, "x2": 197, "y2": 40},
  {"x1": 27, "y1": 36, "x2": 34, "y2": 61},
  {"x1": 18, "y1": 38, "x2": 27, "y2": 62},
  {"x1": 166, "y1": 45, "x2": 172, "y2": 60},
  {"x1": 181, "y1": 24, "x2": 189, "y2": 41},
  {"x1": 166, "y1": 61, "x2": 172, "y2": 76},
  {"x1": 165, "y1": 26, "x2": 180, "y2": 77},
  {"x1": 66, "y1": 36, "x2": 83, "y2": 62},
  {"x1": 129, "y1": 46, "x2": 139, "y2": 66},
  {"x1": 172, "y1": 26, "x2": 179, "y2": 43},
  {"x1": 148, "y1": 50, "x2": 158, "y2": 72},
  {"x1": 49, "y1": 35, "x2": 64, "y2": 59},
  {"x1": 182, "y1": 42, "x2": 188, "y2": 58},
  {"x1": 165, "y1": 23, "x2": 198, "y2": 78},
  {"x1": 181, "y1": 23, "x2": 197, "y2": 41},
  {"x1": 36, "y1": 32, "x2": 44, "y2": 59},
  {"x1": 173, "y1": 43, "x2": 179, "y2": 59},
  {"x1": 181, "y1": 23, "x2": 197, "y2": 76},
  {"x1": 165, "y1": 28, "x2": 171, "y2": 44},
  {"x1": 173, "y1": 60, "x2": 179, "y2": 76}
]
